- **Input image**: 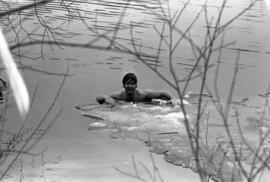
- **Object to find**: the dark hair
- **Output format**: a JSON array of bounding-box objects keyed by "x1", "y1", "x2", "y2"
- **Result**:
[{"x1": 122, "y1": 73, "x2": 137, "y2": 85}]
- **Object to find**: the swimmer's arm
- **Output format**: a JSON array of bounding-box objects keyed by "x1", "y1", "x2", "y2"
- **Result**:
[
  {"x1": 96, "y1": 96, "x2": 115, "y2": 105},
  {"x1": 144, "y1": 91, "x2": 172, "y2": 101},
  {"x1": 96, "y1": 92, "x2": 123, "y2": 105},
  {"x1": 144, "y1": 91, "x2": 188, "y2": 106}
]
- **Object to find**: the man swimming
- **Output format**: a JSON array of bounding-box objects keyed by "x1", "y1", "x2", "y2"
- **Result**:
[{"x1": 96, "y1": 72, "x2": 174, "y2": 106}]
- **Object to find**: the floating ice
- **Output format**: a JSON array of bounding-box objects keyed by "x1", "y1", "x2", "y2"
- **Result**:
[
  {"x1": 155, "y1": 112, "x2": 189, "y2": 125},
  {"x1": 88, "y1": 122, "x2": 107, "y2": 130},
  {"x1": 76, "y1": 103, "x2": 189, "y2": 134}
]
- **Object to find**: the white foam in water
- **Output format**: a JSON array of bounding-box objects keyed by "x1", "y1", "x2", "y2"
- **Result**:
[
  {"x1": 88, "y1": 122, "x2": 107, "y2": 130},
  {"x1": 122, "y1": 126, "x2": 140, "y2": 131},
  {"x1": 79, "y1": 103, "x2": 190, "y2": 133},
  {"x1": 155, "y1": 112, "x2": 188, "y2": 125},
  {"x1": 137, "y1": 105, "x2": 173, "y2": 113}
]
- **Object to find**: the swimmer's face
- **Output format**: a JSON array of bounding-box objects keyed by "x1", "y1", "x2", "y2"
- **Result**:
[{"x1": 124, "y1": 79, "x2": 137, "y2": 94}]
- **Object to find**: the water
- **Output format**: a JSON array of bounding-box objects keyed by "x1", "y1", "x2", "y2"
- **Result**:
[
  {"x1": 7, "y1": 0, "x2": 269, "y2": 99},
  {"x1": 1, "y1": 0, "x2": 270, "y2": 181}
]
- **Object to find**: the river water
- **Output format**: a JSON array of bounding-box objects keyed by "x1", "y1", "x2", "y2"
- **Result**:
[{"x1": 2, "y1": 0, "x2": 270, "y2": 181}]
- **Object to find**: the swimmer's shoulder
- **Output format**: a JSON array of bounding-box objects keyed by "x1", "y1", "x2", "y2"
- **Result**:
[{"x1": 110, "y1": 90, "x2": 126, "y2": 100}]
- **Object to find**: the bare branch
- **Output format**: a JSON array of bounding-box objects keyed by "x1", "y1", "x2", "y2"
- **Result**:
[{"x1": 0, "y1": 0, "x2": 53, "y2": 18}]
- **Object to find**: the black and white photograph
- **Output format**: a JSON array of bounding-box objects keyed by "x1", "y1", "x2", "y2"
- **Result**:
[{"x1": 0, "y1": 0, "x2": 270, "y2": 181}]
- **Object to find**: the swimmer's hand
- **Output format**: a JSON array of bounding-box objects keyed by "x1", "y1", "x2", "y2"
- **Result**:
[
  {"x1": 96, "y1": 96, "x2": 106, "y2": 104},
  {"x1": 166, "y1": 99, "x2": 190, "y2": 107},
  {"x1": 74, "y1": 105, "x2": 80, "y2": 110},
  {"x1": 96, "y1": 96, "x2": 117, "y2": 108}
]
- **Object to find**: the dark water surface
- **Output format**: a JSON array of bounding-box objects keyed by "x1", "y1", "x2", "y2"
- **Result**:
[{"x1": 2, "y1": 0, "x2": 270, "y2": 181}]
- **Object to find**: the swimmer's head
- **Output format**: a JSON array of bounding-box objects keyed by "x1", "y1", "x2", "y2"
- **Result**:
[
  {"x1": 122, "y1": 72, "x2": 137, "y2": 86},
  {"x1": 122, "y1": 73, "x2": 137, "y2": 95}
]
